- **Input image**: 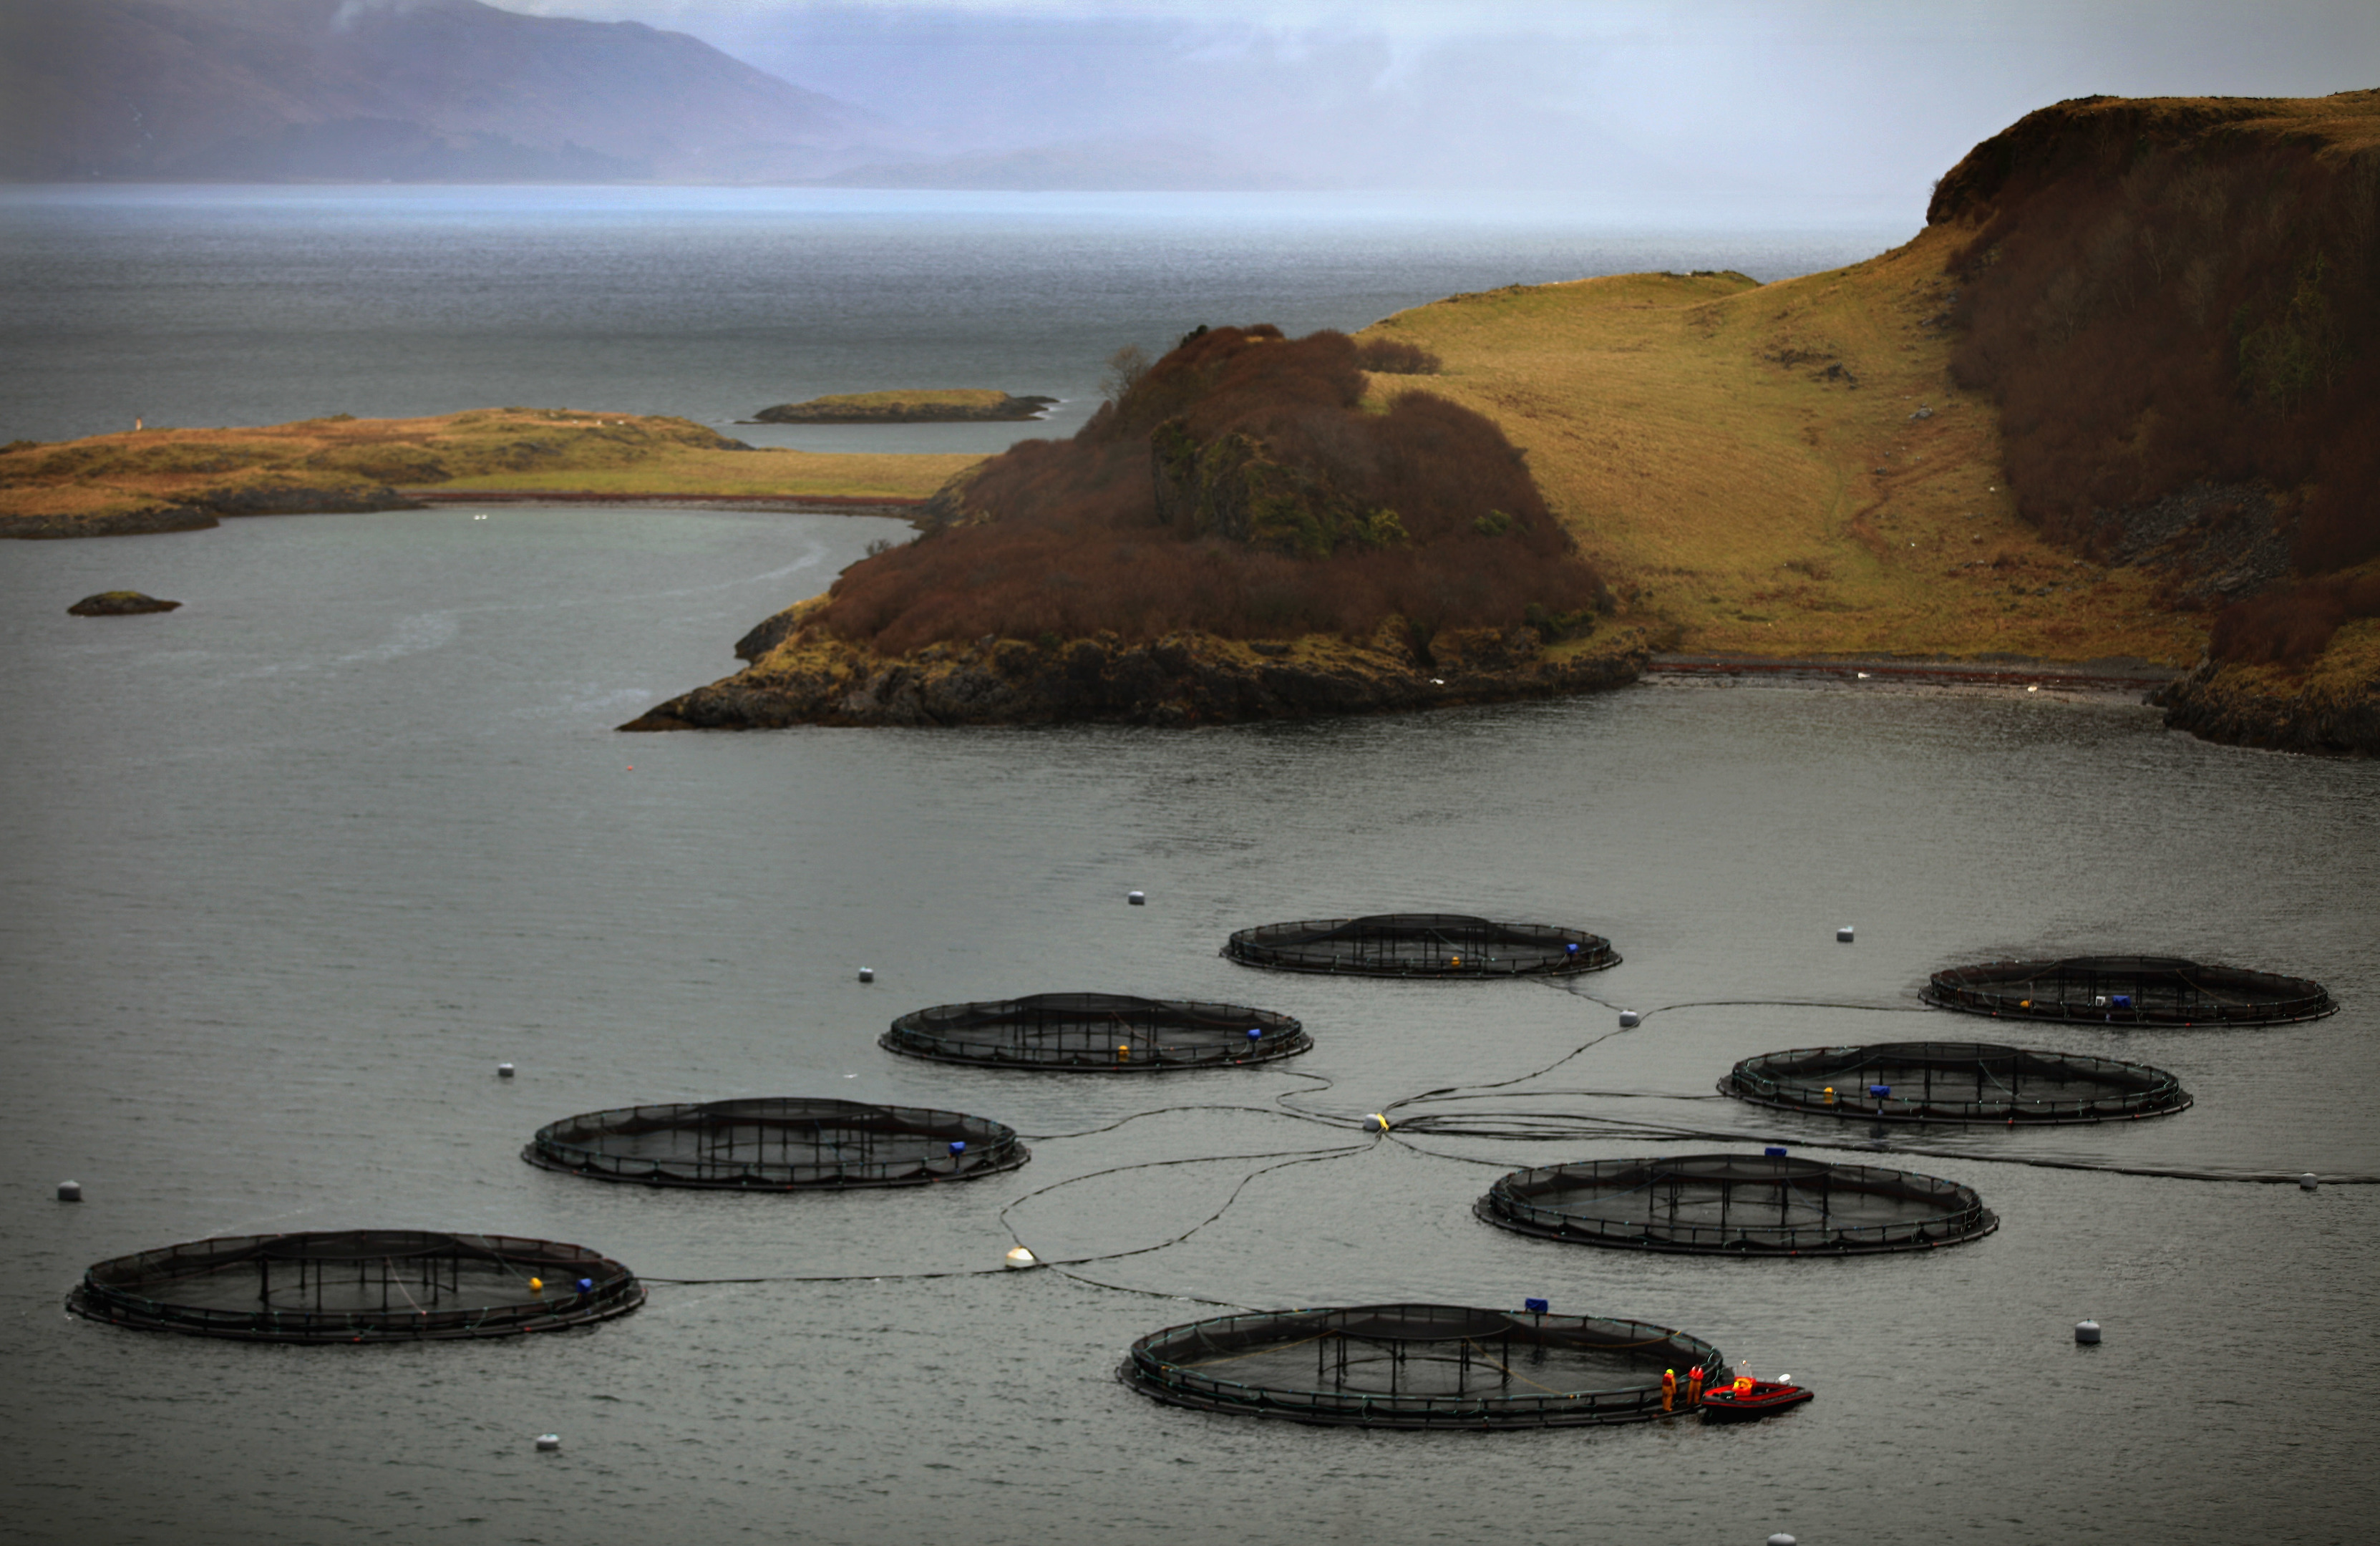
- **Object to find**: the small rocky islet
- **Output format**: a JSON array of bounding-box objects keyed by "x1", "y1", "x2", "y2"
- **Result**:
[
  {"x1": 68, "y1": 590, "x2": 181, "y2": 616},
  {"x1": 747, "y1": 389, "x2": 1056, "y2": 425}
]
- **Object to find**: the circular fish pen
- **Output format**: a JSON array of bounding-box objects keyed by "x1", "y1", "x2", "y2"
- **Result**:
[
  {"x1": 1921, "y1": 955, "x2": 2336, "y2": 1025},
  {"x1": 67, "y1": 1230, "x2": 643, "y2": 1342},
  {"x1": 523, "y1": 1097, "x2": 1029, "y2": 1187},
  {"x1": 1478, "y1": 1154, "x2": 1997, "y2": 1255},
  {"x1": 1720, "y1": 1041, "x2": 2191, "y2": 1124},
  {"x1": 881, "y1": 992, "x2": 1308, "y2": 1071},
  {"x1": 1122, "y1": 1303, "x2": 1722, "y2": 1429},
  {"x1": 1222, "y1": 913, "x2": 1617, "y2": 977}
]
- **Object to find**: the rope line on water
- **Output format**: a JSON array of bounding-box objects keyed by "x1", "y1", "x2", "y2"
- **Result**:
[
  {"x1": 641, "y1": 976, "x2": 2366, "y2": 1292},
  {"x1": 999, "y1": 1138, "x2": 1381, "y2": 1265},
  {"x1": 1019, "y1": 1104, "x2": 1337, "y2": 1142}
]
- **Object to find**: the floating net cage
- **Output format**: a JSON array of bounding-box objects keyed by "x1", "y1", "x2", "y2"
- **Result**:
[
  {"x1": 67, "y1": 1230, "x2": 643, "y2": 1342},
  {"x1": 1122, "y1": 1303, "x2": 1723, "y2": 1429},
  {"x1": 524, "y1": 1097, "x2": 1029, "y2": 1187},
  {"x1": 1221, "y1": 913, "x2": 1618, "y2": 977},
  {"x1": 1921, "y1": 955, "x2": 2336, "y2": 1025},
  {"x1": 881, "y1": 992, "x2": 1309, "y2": 1071},
  {"x1": 1479, "y1": 1154, "x2": 1997, "y2": 1255},
  {"x1": 1721, "y1": 1041, "x2": 2191, "y2": 1124}
]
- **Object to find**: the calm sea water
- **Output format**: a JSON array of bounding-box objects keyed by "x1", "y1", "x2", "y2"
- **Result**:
[
  {"x1": 4, "y1": 506, "x2": 2376, "y2": 1545},
  {"x1": 0, "y1": 186, "x2": 1912, "y2": 450}
]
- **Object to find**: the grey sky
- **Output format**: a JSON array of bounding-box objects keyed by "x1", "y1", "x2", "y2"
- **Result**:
[{"x1": 497, "y1": 0, "x2": 2380, "y2": 214}]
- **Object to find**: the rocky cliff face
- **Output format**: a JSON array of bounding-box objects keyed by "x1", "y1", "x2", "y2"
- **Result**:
[
  {"x1": 624, "y1": 613, "x2": 1649, "y2": 731},
  {"x1": 1930, "y1": 90, "x2": 2380, "y2": 756}
]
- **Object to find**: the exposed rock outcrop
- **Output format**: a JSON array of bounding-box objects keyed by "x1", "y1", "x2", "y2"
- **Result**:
[
  {"x1": 2086, "y1": 482, "x2": 2296, "y2": 607},
  {"x1": 624, "y1": 613, "x2": 1650, "y2": 731},
  {"x1": 2152, "y1": 656, "x2": 2380, "y2": 756}
]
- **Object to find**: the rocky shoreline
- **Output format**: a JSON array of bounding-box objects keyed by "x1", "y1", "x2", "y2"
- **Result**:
[
  {"x1": 408, "y1": 490, "x2": 925, "y2": 512},
  {"x1": 2152, "y1": 658, "x2": 2380, "y2": 756},
  {"x1": 0, "y1": 483, "x2": 417, "y2": 540},
  {"x1": 1648, "y1": 653, "x2": 2179, "y2": 690},
  {"x1": 621, "y1": 614, "x2": 1653, "y2": 730}
]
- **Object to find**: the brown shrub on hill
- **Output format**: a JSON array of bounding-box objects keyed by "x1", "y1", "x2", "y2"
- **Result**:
[
  {"x1": 1933, "y1": 92, "x2": 2380, "y2": 663},
  {"x1": 2209, "y1": 574, "x2": 2380, "y2": 669},
  {"x1": 1351, "y1": 337, "x2": 1443, "y2": 374},
  {"x1": 820, "y1": 326, "x2": 1606, "y2": 656}
]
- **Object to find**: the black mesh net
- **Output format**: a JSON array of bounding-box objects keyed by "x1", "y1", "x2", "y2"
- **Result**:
[
  {"x1": 881, "y1": 992, "x2": 1308, "y2": 1070},
  {"x1": 1222, "y1": 913, "x2": 1618, "y2": 977},
  {"x1": 1921, "y1": 955, "x2": 2335, "y2": 1025},
  {"x1": 67, "y1": 1230, "x2": 643, "y2": 1342},
  {"x1": 524, "y1": 1097, "x2": 1029, "y2": 1187},
  {"x1": 1122, "y1": 1302, "x2": 1723, "y2": 1428},
  {"x1": 1721, "y1": 1041, "x2": 2191, "y2": 1124},
  {"x1": 1479, "y1": 1153, "x2": 1997, "y2": 1255}
]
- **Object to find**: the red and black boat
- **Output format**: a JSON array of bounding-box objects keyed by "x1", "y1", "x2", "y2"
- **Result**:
[{"x1": 1698, "y1": 1378, "x2": 1815, "y2": 1422}]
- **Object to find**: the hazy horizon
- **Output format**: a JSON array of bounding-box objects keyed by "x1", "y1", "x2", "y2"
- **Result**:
[
  {"x1": 502, "y1": 0, "x2": 2380, "y2": 216},
  {"x1": 4, "y1": 0, "x2": 2376, "y2": 215}
]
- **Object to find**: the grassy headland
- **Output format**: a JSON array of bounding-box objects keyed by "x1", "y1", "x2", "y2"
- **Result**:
[
  {"x1": 1355, "y1": 248, "x2": 2201, "y2": 666},
  {"x1": 0, "y1": 407, "x2": 978, "y2": 537}
]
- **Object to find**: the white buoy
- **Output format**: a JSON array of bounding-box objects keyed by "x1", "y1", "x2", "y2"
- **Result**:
[
  {"x1": 1366, "y1": 1113, "x2": 1391, "y2": 1132},
  {"x1": 535, "y1": 1434, "x2": 561, "y2": 1452},
  {"x1": 497, "y1": 1061, "x2": 515, "y2": 1079},
  {"x1": 1836, "y1": 925, "x2": 1855, "y2": 943},
  {"x1": 1618, "y1": 1009, "x2": 1642, "y2": 1029},
  {"x1": 1127, "y1": 890, "x2": 1145, "y2": 906},
  {"x1": 57, "y1": 1180, "x2": 82, "y2": 1202},
  {"x1": 858, "y1": 967, "x2": 875, "y2": 983},
  {"x1": 2074, "y1": 1318, "x2": 2102, "y2": 1344},
  {"x1": 2299, "y1": 1173, "x2": 2319, "y2": 1191},
  {"x1": 1769, "y1": 1535, "x2": 1799, "y2": 1546},
  {"x1": 1004, "y1": 1246, "x2": 1039, "y2": 1270}
]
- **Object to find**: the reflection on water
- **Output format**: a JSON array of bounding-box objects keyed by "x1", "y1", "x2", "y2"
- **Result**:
[{"x1": 3, "y1": 507, "x2": 2376, "y2": 1545}]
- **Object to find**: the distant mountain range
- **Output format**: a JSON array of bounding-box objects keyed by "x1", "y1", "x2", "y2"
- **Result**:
[
  {"x1": 0, "y1": 0, "x2": 1289, "y2": 188},
  {"x1": 0, "y1": 0, "x2": 878, "y2": 182}
]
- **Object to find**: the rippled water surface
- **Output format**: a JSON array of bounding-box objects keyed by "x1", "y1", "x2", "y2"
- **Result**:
[{"x1": 4, "y1": 510, "x2": 2376, "y2": 1545}]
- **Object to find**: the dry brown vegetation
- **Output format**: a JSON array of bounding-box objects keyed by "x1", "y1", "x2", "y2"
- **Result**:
[
  {"x1": 1349, "y1": 250, "x2": 2202, "y2": 664},
  {"x1": 1342, "y1": 92, "x2": 2380, "y2": 675},
  {"x1": 818, "y1": 326, "x2": 1608, "y2": 656},
  {"x1": 0, "y1": 407, "x2": 976, "y2": 529}
]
